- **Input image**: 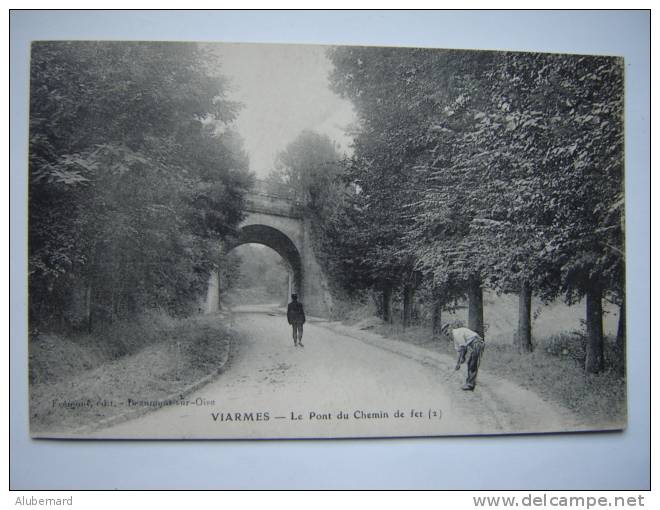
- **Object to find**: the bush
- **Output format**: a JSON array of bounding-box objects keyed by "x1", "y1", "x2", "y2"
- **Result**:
[
  {"x1": 28, "y1": 333, "x2": 108, "y2": 384},
  {"x1": 484, "y1": 333, "x2": 626, "y2": 426},
  {"x1": 543, "y1": 332, "x2": 587, "y2": 366},
  {"x1": 328, "y1": 291, "x2": 375, "y2": 322},
  {"x1": 542, "y1": 330, "x2": 625, "y2": 375},
  {"x1": 372, "y1": 316, "x2": 627, "y2": 428},
  {"x1": 93, "y1": 310, "x2": 178, "y2": 358},
  {"x1": 183, "y1": 324, "x2": 232, "y2": 372},
  {"x1": 29, "y1": 310, "x2": 196, "y2": 385}
]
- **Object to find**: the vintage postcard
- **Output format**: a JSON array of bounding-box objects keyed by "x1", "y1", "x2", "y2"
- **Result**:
[{"x1": 28, "y1": 41, "x2": 626, "y2": 439}]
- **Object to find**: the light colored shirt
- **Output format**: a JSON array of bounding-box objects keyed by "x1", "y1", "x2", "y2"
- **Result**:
[{"x1": 452, "y1": 327, "x2": 483, "y2": 352}]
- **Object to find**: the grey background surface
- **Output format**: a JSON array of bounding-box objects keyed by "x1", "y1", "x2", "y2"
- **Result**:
[{"x1": 9, "y1": 10, "x2": 650, "y2": 489}]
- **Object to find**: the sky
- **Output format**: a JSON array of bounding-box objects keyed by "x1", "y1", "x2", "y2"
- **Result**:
[{"x1": 211, "y1": 43, "x2": 356, "y2": 179}]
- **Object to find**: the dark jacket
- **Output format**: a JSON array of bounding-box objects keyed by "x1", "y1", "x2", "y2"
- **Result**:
[{"x1": 287, "y1": 301, "x2": 305, "y2": 324}]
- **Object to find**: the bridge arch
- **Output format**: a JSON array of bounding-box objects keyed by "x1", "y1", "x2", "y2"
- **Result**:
[
  {"x1": 204, "y1": 179, "x2": 332, "y2": 315},
  {"x1": 232, "y1": 224, "x2": 302, "y2": 296}
]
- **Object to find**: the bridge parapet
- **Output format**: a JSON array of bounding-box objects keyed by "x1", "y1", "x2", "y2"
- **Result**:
[
  {"x1": 246, "y1": 180, "x2": 303, "y2": 218},
  {"x1": 252, "y1": 179, "x2": 303, "y2": 200}
]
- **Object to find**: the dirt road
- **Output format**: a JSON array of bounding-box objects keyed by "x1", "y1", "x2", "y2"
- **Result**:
[{"x1": 93, "y1": 306, "x2": 577, "y2": 438}]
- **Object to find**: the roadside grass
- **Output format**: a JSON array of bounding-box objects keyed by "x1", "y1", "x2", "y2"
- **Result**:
[
  {"x1": 371, "y1": 321, "x2": 626, "y2": 428},
  {"x1": 29, "y1": 310, "x2": 179, "y2": 384},
  {"x1": 481, "y1": 335, "x2": 626, "y2": 428},
  {"x1": 333, "y1": 291, "x2": 626, "y2": 428},
  {"x1": 29, "y1": 312, "x2": 238, "y2": 433}
]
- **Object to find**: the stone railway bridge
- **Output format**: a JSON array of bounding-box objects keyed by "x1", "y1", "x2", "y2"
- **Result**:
[{"x1": 205, "y1": 180, "x2": 333, "y2": 316}]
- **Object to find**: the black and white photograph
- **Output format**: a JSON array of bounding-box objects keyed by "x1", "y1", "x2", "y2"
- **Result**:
[{"x1": 27, "y1": 40, "x2": 627, "y2": 439}]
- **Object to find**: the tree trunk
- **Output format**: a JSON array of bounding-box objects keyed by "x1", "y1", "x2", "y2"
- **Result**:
[
  {"x1": 431, "y1": 286, "x2": 443, "y2": 338},
  {"x1": 110, "y1": 291, "x2": 116, "y2": 323},
  {"x1": 402, "y1": 283, "x2": 414, "y2": 329},
  {"x1": 217, "y1": 271, "x2": 223, "y2": 311},
  {"x1": 205, "y1": 271, "x2": 220, "y2": 314},
  {"x1": 585, "y1": 283, "x2": 604, "y2": 374},
  {"x1": 85, "y1": 284, "x2": 93, "y2": 333},
  {"x1": 382, "y1": 286, "x2": 392, "y2": 324},
  {"x1": 616, "y1": 299, "x2": 626, "y2": 352},
  {"x1": 516, "y1": 280, "x2": 533, "y2": 353},
  {"x1": 467, "y1": 275, "x2": 484, "y2": 338}
]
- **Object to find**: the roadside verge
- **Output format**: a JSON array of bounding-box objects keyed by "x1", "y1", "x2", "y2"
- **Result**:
[
  {"x1": 314, "y1": 319, "x2": 582, "y2": 434},
  {"x1": 30, "y1": 314, "x2": 238, "y2": 436}
]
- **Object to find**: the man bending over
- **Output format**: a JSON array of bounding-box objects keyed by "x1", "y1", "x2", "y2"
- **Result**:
[{"x1": 442, "y1": 322, "x2": 485, "y2": 391}]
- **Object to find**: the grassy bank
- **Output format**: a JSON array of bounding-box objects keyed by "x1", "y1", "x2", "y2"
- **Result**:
[
  {"x1": 334, "y1": 290, "x2": 626, "y2": 430},
  {"x1": 29, "y1": 313, "x2": 238, "y2": 434},
  {"x1": 333, "y1": 288, "x2": 626, "y2": 429},
  {"x1": 481, "y1": 335, "x2": 626, "y2": 429},
  {"x1": 368, "y1": 321, "x2": 626, "y2": 429}
]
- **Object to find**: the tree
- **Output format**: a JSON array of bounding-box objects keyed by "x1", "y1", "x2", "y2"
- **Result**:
[
  {"x1": 328, "y1": 46, "x2": 462, "y2": 326},
  {"x1": 271, "y1": 130, "x2": 344, "y2": 210},
  {"x1": 328, "y1": 45, "x2": 624, "y2": 365},
  {"x1": 29, "y1": 41, "x2": 252, "y2": 329},
  {"x1": 470, "y1": 52, "x2": 624, "y2": 366},
  {"x1": 410, "y1": 50, "x2": 624, "y2": 365},
  {"x1": 265, "y1": 130, "x2": 373, "y2": 304}
]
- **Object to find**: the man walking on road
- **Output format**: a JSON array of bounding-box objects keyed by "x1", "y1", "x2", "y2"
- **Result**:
[
  {"x1": 443, "y1": 322, "x2": 485, "y2": 391},
  {"x1": 287, "y1": 293, "x2": 306, "y2": 347}
]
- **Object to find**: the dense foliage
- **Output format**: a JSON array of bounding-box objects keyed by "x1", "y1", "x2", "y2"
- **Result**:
[
  {"x1": 265, "y1": 131, "x2": 371, "y2": 295},
  {"x1": 327, "y1": 46, "x2": 624, "y2": 371},
  {"x1": 29, "y1": 42, "x2": 253, "y2": 329}
]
